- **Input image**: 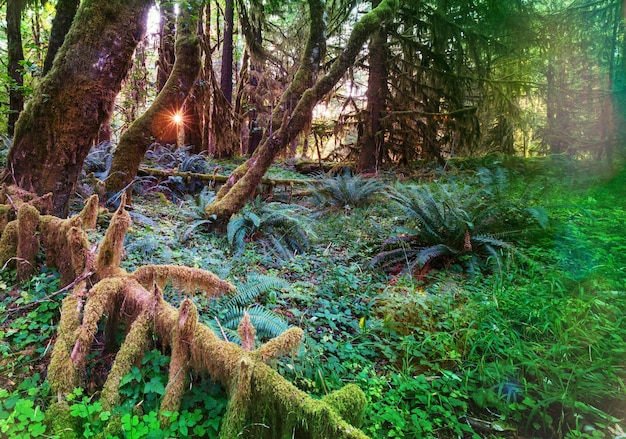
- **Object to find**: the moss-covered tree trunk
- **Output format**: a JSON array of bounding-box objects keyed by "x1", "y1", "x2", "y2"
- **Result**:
[
  {"x1": 105, "y1": 9, "x2": 201, "y2": 197},
  {"x1": 42, "y1": 0, "x2": 80, "y2": 75},
  {"x1": 205, "y1": 0, "x2": 398, "y2": 221},
  {"x1": 7, "y1": 0, "x2": 25, "y2": 136},
  {"x1": 357, "y1": 0, "x2": 388, "y2": 174},
  {"x1": 1, "y1": 0, "x2": 152, "y2": 217}
]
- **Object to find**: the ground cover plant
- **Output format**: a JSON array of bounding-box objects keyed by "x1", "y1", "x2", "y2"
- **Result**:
[{"x1": 1, "y1": 157, "x2": 625, "y2": 438}]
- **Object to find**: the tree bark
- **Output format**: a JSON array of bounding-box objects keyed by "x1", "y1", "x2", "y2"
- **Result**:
[
  {"x1": 105, "y1": 9, "x2": 202, "y2": 197},
  {"x1": 357, "y1": 0, "x2": 388, "y2": 174},
  {"x1": 2, "y1": 0, "x2": 152, "y2": 217},
  {"x1": 157, "y1": 1, "x2": 177, "y2": 93},
  {"x1": 221, "y1": 0, "x2": 235, "y2": 105},
  {"x1": 7, "y1": 0, "x2": 25, "y2": 136},
  {"x1": 204, "y1": 0, "x2": 397, "y2": 221},
  {"x1": 43, "y1": 0, "x2": 80, "y2": 75}
]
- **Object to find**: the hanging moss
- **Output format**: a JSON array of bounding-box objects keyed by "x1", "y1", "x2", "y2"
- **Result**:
[
  {"x1": 219, "y1": 356, "x2": 254, "y2": 439},
  {"x1": 16, "y1": 204, "x2": 40, "y2": 281},
  {"x1": 0, "y1": 187, "x2": 370, "y2": 438},
  {"x1": 0, "y1": 220, "x2": 18, "y2": 269},
  {"x1": 71, "y1": 277, "x2": 127, "y2": 371},
  {"x1": 101, "y1": 310, "x2": 153, "y2": 410},
  {"x1": 48, "y1": 286, "x2": 85, "y2": 395},
  {"x1": 132, "y1": 264, "x2": 235, "y2": 297},
  {"x1": 159, "y1": 299, "x2": 197, "y2": 421}
]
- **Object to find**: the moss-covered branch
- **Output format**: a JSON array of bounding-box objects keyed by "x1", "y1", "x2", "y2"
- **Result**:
[
  {"x1": 105, "y1": 7, "x2": 202, "y2": 196},
  {"x1": 205, "y1": 0, "x2": 398, "y2": 220},
  {"x1": 1, "y1": 191, "x2": 371, "y2": 438}
]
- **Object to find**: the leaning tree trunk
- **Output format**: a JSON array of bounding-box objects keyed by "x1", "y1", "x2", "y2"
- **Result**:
[
  {"x1": 7, "y1": 0, "x2": 25, "y2": 136},
  {"x1": 205, "y1": 0, "x2": 398, "y2": 221},
  {"x1": 357, "y1": 0, "x2": 388, "y2": 174},
  {"x1": 42, "y1": 0, "x2": 80, "y2": 75},
  {"x1": 105, "y1": 9, "x2": 202, "y2": 197},
  {"x1": 1, "y1": 0, "x2": 152, "y2": 217}
]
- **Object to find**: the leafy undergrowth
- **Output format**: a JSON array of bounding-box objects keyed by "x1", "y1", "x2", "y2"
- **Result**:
[{"x1": 1, "y1": 157, "x2": 625, "y2": 438}]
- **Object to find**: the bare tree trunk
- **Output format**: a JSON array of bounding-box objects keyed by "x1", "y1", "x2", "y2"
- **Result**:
[
  {"x1": 205, "y1": 0, "x2": 397, "y2": 221},
  {"x1": 106, "y1": 9, "x2": 202, "y2": 197},
  {"x1": 7, "y1": 0, "x2": 25, "y2": 136},
  {"x1": 43, "y1": 0, "x2": 80, "y2": 75},
  {"x1": 357, "y1": 0, "x2": 388, "y2": 174},
  {"x1": 2, "y1": 0, "x2": 152, "y2": 217}
]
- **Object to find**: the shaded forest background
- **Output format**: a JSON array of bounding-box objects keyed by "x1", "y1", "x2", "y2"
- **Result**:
[{"x1": 2, "y1": 0, "x2": 626, "y2": 180}]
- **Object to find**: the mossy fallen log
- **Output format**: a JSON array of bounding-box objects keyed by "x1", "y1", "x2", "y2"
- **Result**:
[
  {"x1": 138, "y1": 166, "x2": 314, "y2": 187},
  {"x1": 0, "y1": 186, "x2": 371, "y2": 439}
]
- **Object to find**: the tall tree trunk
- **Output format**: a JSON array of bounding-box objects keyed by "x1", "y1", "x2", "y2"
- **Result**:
[
  {"x1": 221, "y1": 0, "x2": 235, "y2": 105},
  {"x1": 205, "y1": 0, "x2": 397, "y2": 221},
  {"x1": 357, "y1": 0, "x2": 387, "y2": 174},
  {"x1": 2, "y1": 0, "x2": 152, "y2": 217},
  {"x1": 157, "y1": 2, "x2": 177, "y2": 93},
  {"x1": 7, "y1": 0, "x2": 25, "y2": 137},
  {"x1": 43, "y1": 0, "x2": 80, "y2": 75},
  {"x1": 105, "y1": 9, "x2": 201, "y2": 197}
]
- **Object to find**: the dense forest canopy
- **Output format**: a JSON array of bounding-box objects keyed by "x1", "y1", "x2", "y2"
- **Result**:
[{"x1": 0, "y1": 1, "x2": 625, "y2": 439}]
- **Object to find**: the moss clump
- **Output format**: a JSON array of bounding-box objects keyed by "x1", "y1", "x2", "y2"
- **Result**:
[
  {"x1": 255, "y1": 327, "x2": 303, "y2": 362},
  {"x1": 16, "y1": 204, "x2": 40, "y2": 281},
  {"x1": 0, "y1": 220, "x2": 18, "y2": 269},
  {"x1": 45, "y1": 401, "x2": 79, "y2": 439},
  {"x1": 0, "y1": 204, "x2": 15, "y2": 233},
  {"x1": 39, "y1": 214, "x2": 86, "y2": 285},
  {"x1": 95, "y1": 198, "x2": 131, "y2": 279},
  {"x1": 321, "y1": 384, "x2": 367, "y2": 428},
  {"x1": 238, "y1": 312, "x2": 256, "y2": 351}
]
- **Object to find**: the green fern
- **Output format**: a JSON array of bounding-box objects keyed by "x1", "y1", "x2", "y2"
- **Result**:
[
  {"x1": 373, "y1": 182, "x2": 518, "y2": 275},
  {"x1": 200, "y1": 274, "x2": 293, "y2": 346},
  {"x1": 181, "y1": 187, "x2": 217, "y2": 242},
  {"x1": 226, "y1": 197, "x2": 315, "y2": 261},
  {"x1": 309, "y1": 172, "x2": 385, "y2": 209}
]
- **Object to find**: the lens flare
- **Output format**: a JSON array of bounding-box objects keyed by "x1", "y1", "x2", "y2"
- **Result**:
[{"x1": 172, "y1": 112, "x2": 183, "y2": 125}]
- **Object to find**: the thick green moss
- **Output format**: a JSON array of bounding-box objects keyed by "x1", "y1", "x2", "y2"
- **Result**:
[
  {"x1": 45, "y1": 401, "x2": 79, "y2": 439},
  {"x1": 0, "y1": 220, "x2": 18, "y2": 269}
]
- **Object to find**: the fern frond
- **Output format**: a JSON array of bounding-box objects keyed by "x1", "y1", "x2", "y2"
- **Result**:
[
  {"x1": 416, "y1": 244, "x2": 458, "y2": 267},
  {"x1": 237, "y1": 274, "x2": 292, "y2": 301},
  {"x1": 525, "y1": 206, "x2": 549, "y2": 229}
]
